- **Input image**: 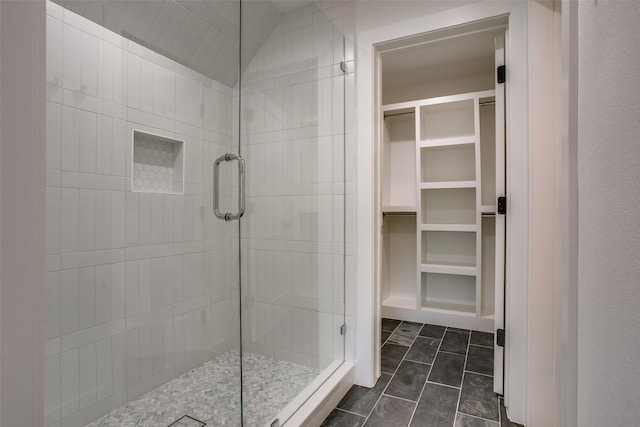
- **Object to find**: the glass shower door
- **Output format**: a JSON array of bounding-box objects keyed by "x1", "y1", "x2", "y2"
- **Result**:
[
  {"x1": 43, "y1": 0, "x2": 244, "y2": 425},
  {"x1": 237, "y1": 0, "x2": 348, "y2": 424},
  {"x1": 44, "y1": 0, "x2": 347, "y2": 423}
]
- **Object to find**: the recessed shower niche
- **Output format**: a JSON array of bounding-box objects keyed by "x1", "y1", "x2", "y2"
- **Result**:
[{"x1": 132, "y1": 130, "x2": 184, "y2": 194}]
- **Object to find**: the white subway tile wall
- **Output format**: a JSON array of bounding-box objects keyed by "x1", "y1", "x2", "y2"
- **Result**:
[{"x1": 45, "y1": 2, "x2": 237, "y2": 426}]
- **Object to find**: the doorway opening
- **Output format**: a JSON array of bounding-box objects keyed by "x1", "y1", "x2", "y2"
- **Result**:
[{"x1": 372, "y1": 17, "x2": 510, "y2": 425}]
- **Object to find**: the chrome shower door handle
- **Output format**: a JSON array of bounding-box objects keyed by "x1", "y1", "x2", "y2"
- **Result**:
[{"x1": 213, "y1": 153, "x2": 245, "y2": 221}]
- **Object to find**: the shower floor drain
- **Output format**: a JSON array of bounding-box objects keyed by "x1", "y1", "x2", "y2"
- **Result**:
[{"x1": 167, "y1": 415, "x2": 206, "y2": 427}]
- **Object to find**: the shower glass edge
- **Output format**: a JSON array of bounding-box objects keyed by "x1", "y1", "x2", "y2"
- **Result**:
[{"x1": 238, "y1": 0, "x2": 347, "y2": 425}]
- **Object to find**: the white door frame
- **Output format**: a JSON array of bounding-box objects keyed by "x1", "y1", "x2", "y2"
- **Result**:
[{"x1": 354, "y1": 2, "x2": 529, "y2": 423}]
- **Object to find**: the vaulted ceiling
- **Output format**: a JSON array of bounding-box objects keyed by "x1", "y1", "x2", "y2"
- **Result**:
[{"x1": 53, "y1": 0, "x2": 287, "y2": 87}]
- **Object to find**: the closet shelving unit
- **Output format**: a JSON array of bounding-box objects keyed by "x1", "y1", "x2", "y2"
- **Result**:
[
  {"x1": 381, "y1": 106, "x2": 418, "y2": 310},
  {"x1": 381, "y1": 89, "x2": 496, "y2": 331}
]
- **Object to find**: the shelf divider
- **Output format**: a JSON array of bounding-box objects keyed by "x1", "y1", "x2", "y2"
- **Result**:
[
  {"x1": 420, "y1": 224, "x2": 478, "y2": 232},
  {"x1": 421, "y1": 263, "x2": 477, "y2": 276},
  {"x1": 420, "y1": 181, "x2": 477, "y2": 189},
  {"x1": 420, "y1": 136, "x2": 476, "y2": 148}
]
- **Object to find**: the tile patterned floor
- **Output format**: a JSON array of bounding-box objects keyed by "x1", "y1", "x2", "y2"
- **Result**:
[
  {"x1": 322, "y1": 319, "x2": 524, "y2": 427},
  {"x1": 86, "y1": 351, "x2": 319, "y2": 427}
]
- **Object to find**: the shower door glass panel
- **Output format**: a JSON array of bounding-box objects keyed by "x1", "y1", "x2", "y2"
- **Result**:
[
  {"x1": 240, "y1": 1, "x2": 348, "y2": 425},
  {"x1": 43, "y1": 0, "x2": 242, "y2": 425}
]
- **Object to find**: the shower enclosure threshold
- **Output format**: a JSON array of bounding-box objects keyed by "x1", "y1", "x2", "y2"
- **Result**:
[{"x1": 275, "y1": 361, "x2": 354, "y2": 426}]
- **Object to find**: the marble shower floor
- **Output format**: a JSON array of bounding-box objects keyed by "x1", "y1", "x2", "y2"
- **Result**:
[
  {"x1": 321, "y1": 319, "x2": 524, "y2": 427},
  {"x1": 86, "y1": 351, "x2": 320, "y2": 427}
]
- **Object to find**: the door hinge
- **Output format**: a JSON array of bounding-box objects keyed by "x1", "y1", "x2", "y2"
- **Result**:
[
  {"x1": 496, "y1": 329, "x2": 505, "y2": 347},
  {"x1": 497, "y1": 196, "x2": 507, "y2": 215},
  {"x1": 340, "y1": 324, "x2": 346, "y2": 335},
  {"x1": 497, "y1": 65, "x2": 506, "y2": 83}
]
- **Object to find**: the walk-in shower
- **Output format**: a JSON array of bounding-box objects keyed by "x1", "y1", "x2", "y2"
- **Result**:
[{"x1": 44, "y1": 0, "x2": 352, "y2": 425}]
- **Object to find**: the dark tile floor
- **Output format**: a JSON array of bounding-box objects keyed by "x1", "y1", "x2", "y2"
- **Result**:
[{"x1": 321, "y1": 319, "x2": 524, "y2": 427}]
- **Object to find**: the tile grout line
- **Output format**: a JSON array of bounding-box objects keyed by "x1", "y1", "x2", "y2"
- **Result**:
[
  {"x1": 461, "y1": 411, "x2": 501, "y2": 425},
  {"x1": 371, "y1": 321, "x2": 423, "y2": 426},
  {"x1": 363, "y1": 322, "x2": 411, "y2": 426},
  {"x1": 384, "y1": 321, "x2": 421, "y2": 348},
  {"x1": 439, "y1": 349, "x2": 470, "y2": 357},
  {"x1": 464, "y1": 368, "x2": 493, "y2": 377},
  {"x1": 424, "y1": 379, "x2": 460, "y2": 390},
  {"x1": 453, "y1": 332, "x2": 502, "y2": 425},
  {"x1": 405, "y1": 326, "x2": 446, "y2": 427},
  {"x1": 328, "y1": 323, "x2": 496, "y2": 427},
  {"x1": 380, "y1": 393, "x2": 419, "y2": 404},
  {"x1": 453, "y1": 329, "x2": 472, "y2": 426},
  {"x1": 403, "y1": 357, "x2": 431, "y2": 365},
  {"x1": 380, "y1": 321, "x2": 400, "y2": 347},
  {"x1": 469, "y1": 342, "x2": 493, "y2": 349},
  {"x1": 362, "y1": 365, "x2": 398, "y2": 424},
  {"x1": 332, "y1": 407, "x2": 366, "y2": 419}
]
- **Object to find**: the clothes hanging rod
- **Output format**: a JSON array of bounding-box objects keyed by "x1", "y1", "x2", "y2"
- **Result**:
[
  {"x1": 481, "y1": 213, "x2": 496, "y2": 217},
  {"x1": 479, "y1": 101, "x2": 495, "y2": 106},
  {"x1": 383, "y1": 111, "x2": 415, "y2": 118},
  {"x1": 383, "y1": 212, "x2": 416, "y2": 217}
]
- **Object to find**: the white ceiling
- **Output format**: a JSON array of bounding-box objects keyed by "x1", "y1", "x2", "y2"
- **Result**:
[
  {"x1": 381, "y1": 30, "x2": 497, "y2": 92},
  {"x1": 54, "y1": 0, "x2": 285, "y2": 87}
]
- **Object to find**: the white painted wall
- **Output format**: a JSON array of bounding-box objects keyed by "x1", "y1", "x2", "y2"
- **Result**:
[
  {"x1": 382, "y1": 73, "x2": 494, "y2": 105},
  {"x1": 577, "y1": 1, "x2": 640, "y2": 425},
  {"x1": 0, "y1": 1, "x2": 46, "y2": 426},
  {"x1": 355, "y1": 0, "x2": 476, "y2": 34}
]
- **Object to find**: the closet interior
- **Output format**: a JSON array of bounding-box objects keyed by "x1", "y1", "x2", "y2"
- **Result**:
[{"x1": 379, "y1": 27, "x2": 505, "y2": 334}]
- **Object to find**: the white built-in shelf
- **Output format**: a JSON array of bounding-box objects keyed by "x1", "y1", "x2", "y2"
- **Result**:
[
  {"x1": 420, "y1": 101, "x2": 474, "y2": 142},
  {"x1": 421, "y1": 263, "x2": 477, "y2": 276},
  {"x1": 420, "y1": 136, "x2": 476, "y2": 148},
  {"x1": 380, "y1": 88, "x2": 499, "y2": 331},
  {"x1": 420, "y1": 181, "x2": 476, "y2": 190},
  {"x1": 420, "y1": 259, "x2": 476, "y2": 268},
  {"x1": 421, "y1": 144, "x2": 475, "y2": 183},
  {"x1": 421, "y1": 301, "x2": 476, "y2": 315},
  {"x1": 421, "y1": 187, "x2": 477, "y2": 225},
  {"x1": 383, "y1": 295, "x2": 418, "y2": 310},
  {"x1": 382, "y1": 109, "x2": 416, "y2": 209},
  {"x1": 421, "y1": 224, "x2": 479, "y2": 232},
  {"x1": 382, "y1": 104, "x2": 416, "y2": 114},
  {"x1": 382, "y1": 205, "x2": 417, "y2": 214},
  {"x1": 419, "y1": 91, "x2": 485, "y2": 106},
  {"x1": 418, "y1": 91, "x2": 483, "y2": 321}
]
